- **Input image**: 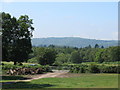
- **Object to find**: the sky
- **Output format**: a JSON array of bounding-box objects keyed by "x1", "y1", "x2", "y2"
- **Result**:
[{"x1": 1, "y1": 1, "x2": 118, "y2": 40}]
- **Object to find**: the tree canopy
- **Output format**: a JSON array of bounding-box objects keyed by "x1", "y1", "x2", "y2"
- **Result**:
[
  {"x1": 34, "y1": 47, "x2": 57, "y2": 65},
  {"x1": 2, "y1": 12, "x2": 34, "y2": 65}
]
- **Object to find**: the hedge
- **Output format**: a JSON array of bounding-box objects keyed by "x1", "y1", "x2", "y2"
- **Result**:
[{"x1": 69, "y1": 64, "x2": 120, "y2": 73}]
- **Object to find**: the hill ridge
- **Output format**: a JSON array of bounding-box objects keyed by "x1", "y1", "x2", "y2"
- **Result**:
[{"x1": 31, "y1": 37, "x2": 118, "y2": 48}]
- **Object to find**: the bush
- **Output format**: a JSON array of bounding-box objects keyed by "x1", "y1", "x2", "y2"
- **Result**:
[
  {"x1": 2, "y1": 64, "x2": 52, "y2": 75},
  {"x1": 88, "y1": 64, "x2": 100, "y2": 73},
  {"x1": 27, "y1": 57, "x2": 38, "y2": 63},
  {"x1": 100, "y1": 65, "x2": 119, "y2": 73},
  {"x1": 69, "y1": 64, "x2": 88, "y2": 73},
  {"x1": 69, "y1": 64, "x2": 119, "y2": 73},
  {"x1": 2, "y1": 64, "x2": 21, "y2": 70}
]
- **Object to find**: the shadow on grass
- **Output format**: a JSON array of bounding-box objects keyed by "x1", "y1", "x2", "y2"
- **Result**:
[
  {"x1": 2, "y1": 81, "x2": 55, "y2": 89},
  {"x1": 2, "y1": 76, "x2": 32, "y2": 80}
]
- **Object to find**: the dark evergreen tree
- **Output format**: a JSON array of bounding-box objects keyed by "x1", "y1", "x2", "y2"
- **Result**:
[
  {"x1": 101, "y1": 46, "x2": 104, "y2": 48},
  {"x1": 95, "y1": 44, "x2": 99, "y2": 48}
]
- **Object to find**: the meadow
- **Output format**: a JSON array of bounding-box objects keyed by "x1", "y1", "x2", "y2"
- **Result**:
[
  {"x1": 1, "y1": 61, "x2": 119, "y2": 89},
  {"x1": 2, "y1": 74, "x2": 118, "y2": 89}
]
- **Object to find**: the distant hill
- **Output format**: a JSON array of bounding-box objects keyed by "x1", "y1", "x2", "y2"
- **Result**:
[{"x1": 31, "y1": 37, "x2": 118, "y2": 48}]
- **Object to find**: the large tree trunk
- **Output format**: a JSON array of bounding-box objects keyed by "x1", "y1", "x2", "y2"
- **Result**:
[{"x1": 14, "y1": 61, "x2": 17, "y2": 65}]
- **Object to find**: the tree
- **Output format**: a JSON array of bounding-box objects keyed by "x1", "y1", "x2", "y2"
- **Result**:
[
  {"x1": 95, "y1": 49, "x2": 105, "y2": 63},
  {"x1": 95, "y1": 44, "x2": 99, "y2": 48},
  {"x1": 101, "y1": 46, "x2": 104, "y2": 48},
  {"x1": 2, "y1": 12, "x2": 14, "y2": 61},
  {"x1": 2, "y1": 12, "x2": 34, "y2": 65},
  {"x1": 36, "y1": 48, "x2": 57, "y2": 65},
  {"x1": 54, "y1": 53, "x2": 71, "y2": 65},
  {"x1": 101, "y1": 48, "x2": 110, "y2": 62},
  {"x1": 48, "y1": 44, "x2": 55, "y2": 48},
  {"x1": 85, "y1": 45, "x2": 92, "y2": 48},
  {"x1": 70, "y1": 51, "x2": 82, "y2": 63},
  {"x1": 109, "y1": 46, "x2": 120, "y2": 62}
]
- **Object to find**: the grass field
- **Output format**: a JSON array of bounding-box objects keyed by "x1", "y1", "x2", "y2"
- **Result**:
[
  {"x1": 2, "y1": 74, "x2": 118, "y2": 89},
  {"x1": 1, "y1": 61, "x2": 119, "y2": 89}
]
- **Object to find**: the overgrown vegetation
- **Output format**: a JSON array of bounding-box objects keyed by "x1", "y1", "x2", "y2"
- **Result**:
[
  {"x1": 69, "y1": 64, "x2": 119, "y2": 73},
  {"x1": 1, "y1": 62, "x2": 52, "y2": 75},
  {"x1": 30, "y1": 45, "x2": 120, "y2": 66}
]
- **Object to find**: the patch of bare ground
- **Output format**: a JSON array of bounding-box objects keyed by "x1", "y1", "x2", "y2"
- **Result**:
[
  {"x1": 3, "y1": 70, "x2": 97, "y2": 84},
  {"x1": 2, "y1": 70, "x2": 70, "y2": 84}
]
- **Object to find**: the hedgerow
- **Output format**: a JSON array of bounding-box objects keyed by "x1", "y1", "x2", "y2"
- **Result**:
[{"x1": 69, "y1": 64, "x2": 119, "y2": 73}]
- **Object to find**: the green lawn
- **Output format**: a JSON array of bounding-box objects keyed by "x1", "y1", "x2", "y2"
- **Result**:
[{"x1": 2, "y1": 74, "x2": 118, "y2": 89}]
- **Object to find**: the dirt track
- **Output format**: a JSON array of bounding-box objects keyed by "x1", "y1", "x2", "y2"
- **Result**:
[
  {"x1": 2, "y1": 70, "x2": 69, "y2": 84},
  {"x1": 22, "y1": 72, "x2": 68, "y2": 82}
]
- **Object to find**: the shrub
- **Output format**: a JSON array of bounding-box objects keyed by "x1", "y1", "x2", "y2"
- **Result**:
[
  {"x1": 100, "y1": 65, "x2": 119, "y2": 73},
  {"x1": 88, "y1": 64, "x2": 100, "y2": 73},
  {"x1": 69, "y1": 64, "x2": 88, "y2": 73},
  {"x1": 2, "y1": 64, "x2": 52, "y2": 75},
  {"x1": 2, "y1": 64, "x2": 20, "y2": 70},
  {"x1": 69, "y1": 64, "x2": 119, "y2": 74},
  {"x1": 27, "y1": 57, "x2": 38, "y2": 63}
]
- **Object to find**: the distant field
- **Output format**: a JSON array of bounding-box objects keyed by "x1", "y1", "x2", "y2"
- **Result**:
[{"x1": 2, "y1": 74, "x2": 118, "y2": 88}]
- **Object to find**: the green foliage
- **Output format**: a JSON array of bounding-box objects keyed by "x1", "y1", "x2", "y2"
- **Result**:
[
  {"x1": 2, "y1": 63, "x2": 52, "y2": 74},
  {"x1": 69, "y1": 64, "x2": 119, "y2": 73},
  {"x1": 2, "y1": 63, "x2": 39, "y2": 70},
  {"x1": 2, "y1": 12, "x2": 34, "y2": 65},
  {"x1": 70, "y1": 51, "x2": 82, "y2": 64},
  {"x1": 27, "y1": 57, "x2": 38, "y2": 63},
  {"x1": 99, "y1": 65, "x2": 119, "y2": 73},
  {"x1": 2, "y1": 64, "x2": 20, "y2": 70},
  {"x1": 95, "y1": 44, "x2": 99, "y2": 48},
  {"x1": 32, "y1": 46, "x2": 119, "y2": 65},
  {"x1": 94, "y1": 49, "x2": 105, "y2": 63},
  {"x1": 69, "y1": 64, "x2": 88, "y2": 73},
  {"x1": 88, "y1": 64, "x2": 100, "y2": 73},
  {"x1": 54, "y1": 53, "x2": 71, "y2": 65},
  {"x1": 35, "y1": 47, "x2": 57, "y2": 65}
]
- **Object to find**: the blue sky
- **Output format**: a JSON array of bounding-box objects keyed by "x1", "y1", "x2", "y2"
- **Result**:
[{"x1": 2, "y1": 2, "x2": 118, "y2": 40}]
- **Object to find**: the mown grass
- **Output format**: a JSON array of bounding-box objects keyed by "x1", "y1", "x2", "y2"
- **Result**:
[{"x1": 2, "y1": 74, "x2": 118, "y2": 88}]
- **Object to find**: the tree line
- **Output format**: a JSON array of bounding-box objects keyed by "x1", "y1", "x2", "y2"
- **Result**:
[
  {"x1": 2, "y1": 12, "x2": 119, "y2": 65},
  {"x1": 31, "y1": 45, "x2": 120, "y2": 66}
]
